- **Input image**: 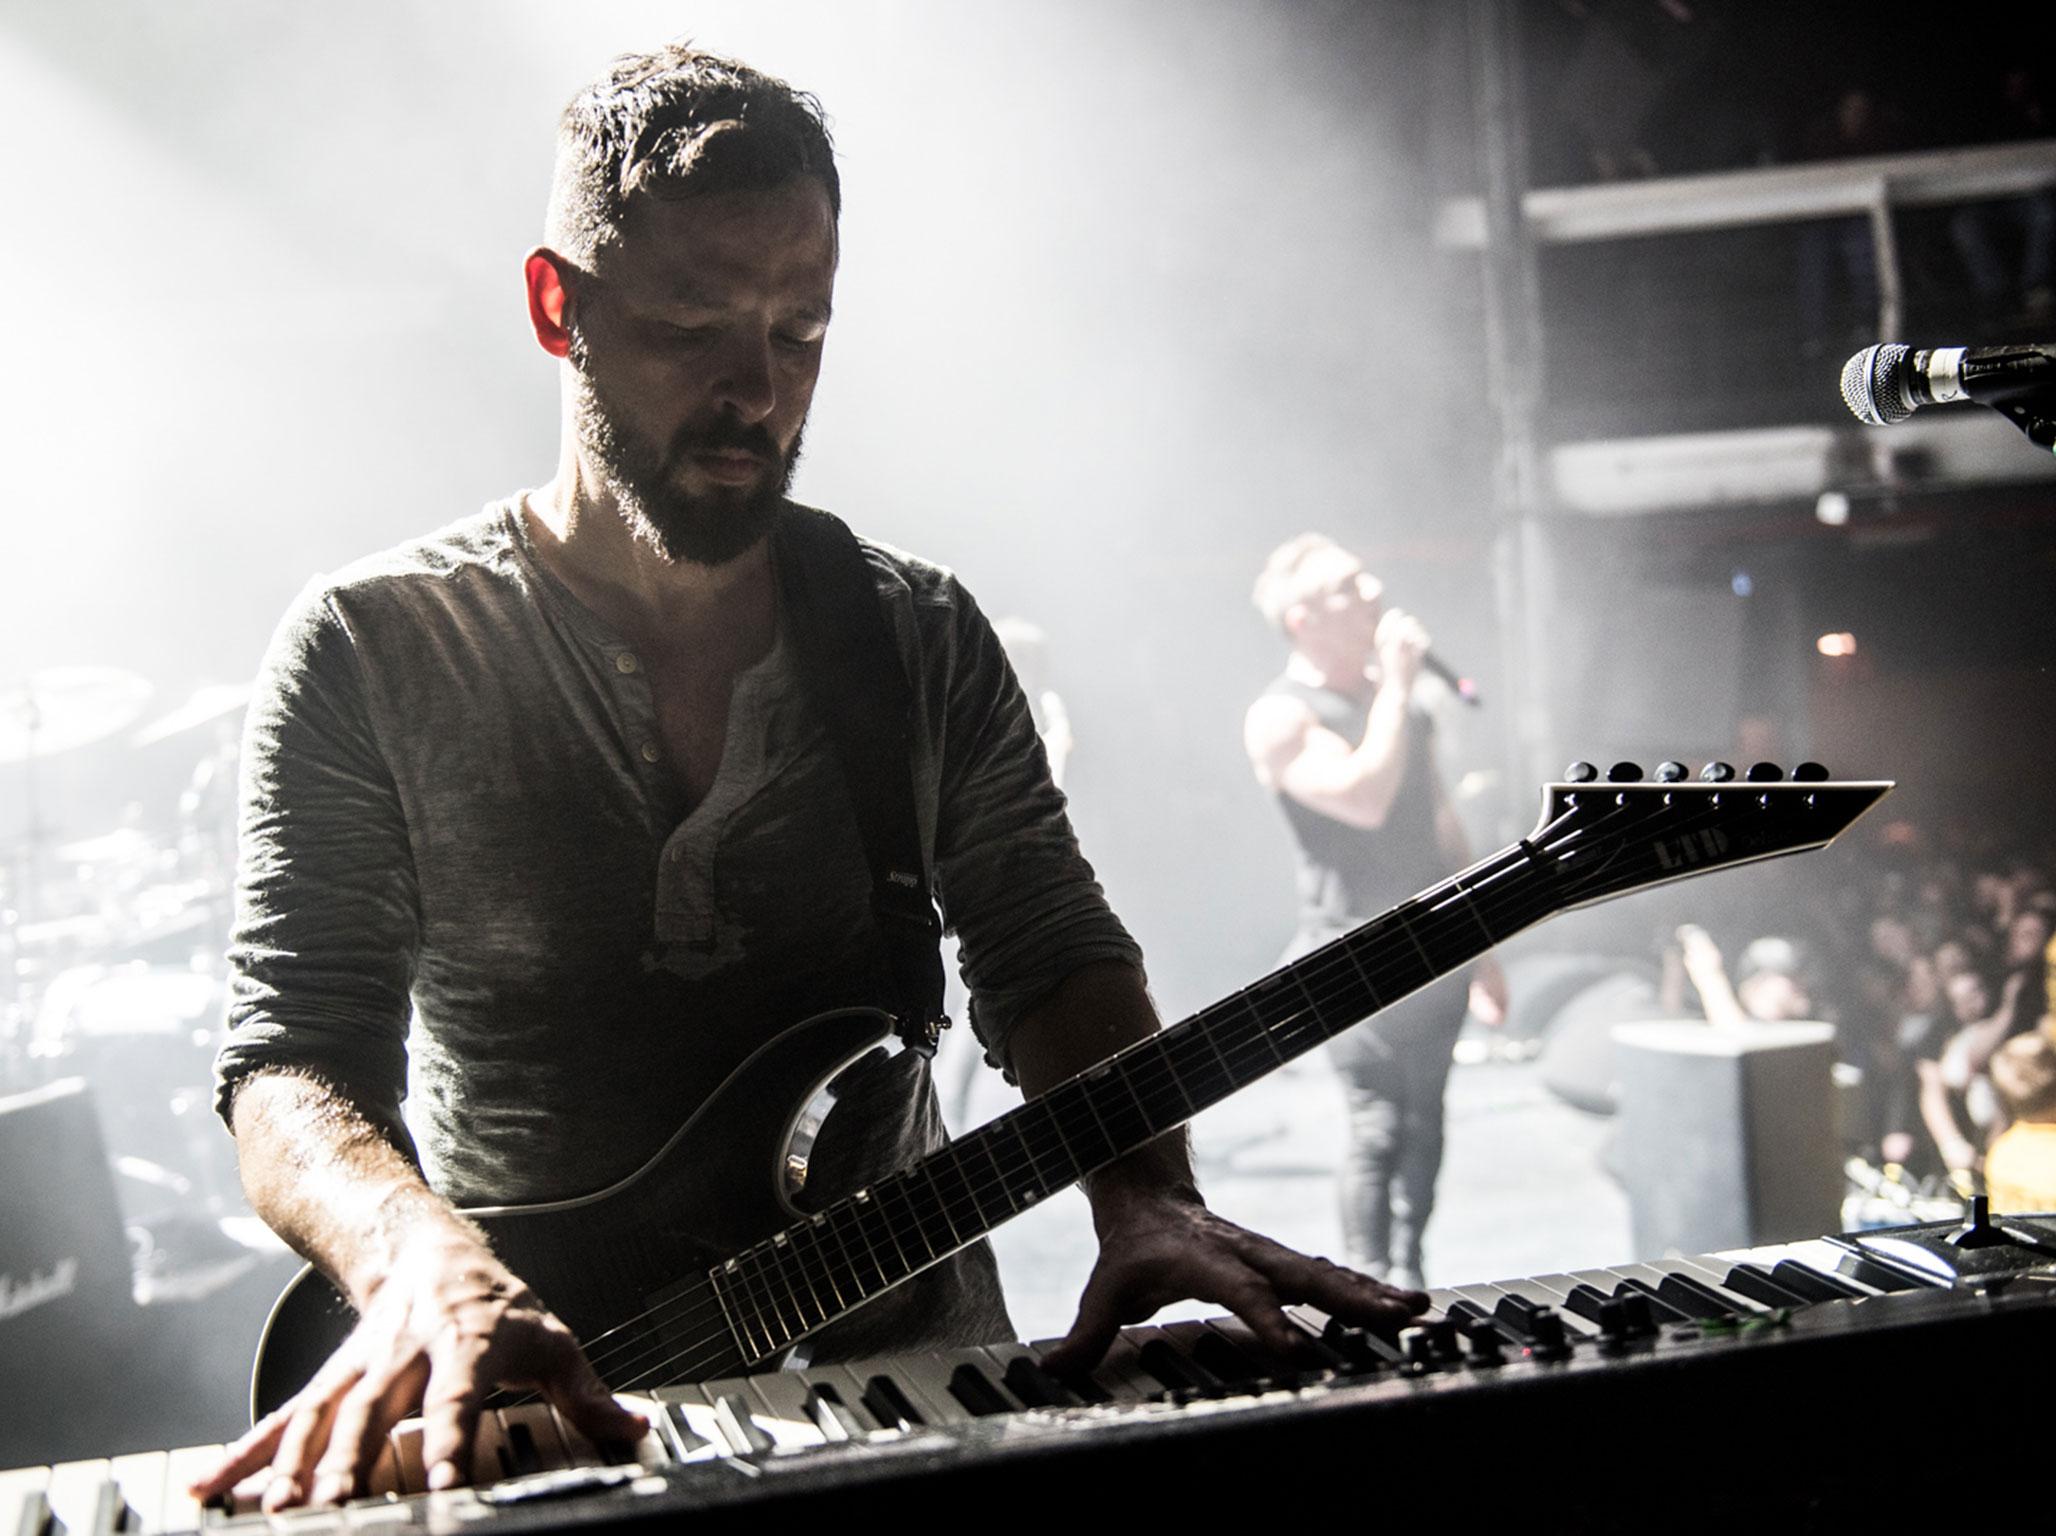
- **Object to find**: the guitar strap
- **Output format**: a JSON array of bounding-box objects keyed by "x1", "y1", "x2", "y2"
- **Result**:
[{"x1": 772, "y1": 504, "x2": 949, "y2": 1056}]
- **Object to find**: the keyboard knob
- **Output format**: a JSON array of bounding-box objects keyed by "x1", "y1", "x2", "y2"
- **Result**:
[
  {"x1": 1699, "y1": 761, "x2": 1736, "y2": 783},
  {"x1": 1463, "y1": 1323, "x2": 1507, "y2": 1367},
  {"x1": 1654, "y1": 760, "x2": 1689, "y2": 783},
  {"x1": 1745, "y1": 762, "x2": 1784, "y2": 782},
  {"x1": 1419, "y1": 1318, "x2": 1464, "y2": 1365},
  {"x1": 1792, "y1": 761, "x2": 1830, "y2": 782},
  {"x1": 1399, "y1": 1326, "x2": 1439, "y2": 1371},
  {"x1": 1564, "y1": 761, "x2": 1599, "y2": 783},
  {"x1": 1525, "y1": 1307, "x2": 1572, "y2": 1361},
  {"x1": 1598, "y1": 1293, "x2": 1657, "y2": 1345},
  {"x1": 1606, "y1": 761, "x2": 1644, "y2": 783}
]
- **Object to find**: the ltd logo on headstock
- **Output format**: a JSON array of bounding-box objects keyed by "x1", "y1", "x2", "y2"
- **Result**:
[{"x1": 1651, "y1": 825, "x2": 1731, "y2": 871}]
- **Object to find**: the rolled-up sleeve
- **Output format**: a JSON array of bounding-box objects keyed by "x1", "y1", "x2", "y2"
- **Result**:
[
  {"x1": 213, "y1": 585, "x2": 422, "y2": 1145},
  {"x1": 922, "y1": 578, "x2": 1144, "y2": 1071}
]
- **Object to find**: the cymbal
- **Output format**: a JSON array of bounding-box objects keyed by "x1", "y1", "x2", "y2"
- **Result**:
[
  {"x1": 131, "y1": 682, "x2": 252, "y2": 747},
  {"x1": 0, "y1": 667, "x2": 153, "y2": 762}
]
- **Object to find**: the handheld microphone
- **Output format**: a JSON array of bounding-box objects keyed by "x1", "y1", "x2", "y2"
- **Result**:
[
  {"x1": 1840, "y1": 342, "x2": 2056, "y2": 426},
  {"x1": 1422, "y1": 652, "x2": 1481, "y2": 708}
]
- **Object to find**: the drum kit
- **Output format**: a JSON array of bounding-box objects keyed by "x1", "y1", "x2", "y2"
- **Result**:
[{"x1": 2, "y1": 666, "x2": 251, "y2": 1253}]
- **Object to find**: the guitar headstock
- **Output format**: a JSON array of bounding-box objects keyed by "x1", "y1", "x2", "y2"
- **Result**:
[{"x1": 1530, "y1": 760, "x2": 1892, "y2": 912}]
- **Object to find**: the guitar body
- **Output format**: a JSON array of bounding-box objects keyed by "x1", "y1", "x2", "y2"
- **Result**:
[{"x1": 251, "y1": 1005, "x2": 899, "y2": 1420}]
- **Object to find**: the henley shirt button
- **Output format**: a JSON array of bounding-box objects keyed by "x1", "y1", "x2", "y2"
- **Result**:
[
  {"x1": 639, "y1": 741, "x2": 661, "y2": 764},
  {"x1": 614, "y1": 652, "x2": 640, "y2": 675}
]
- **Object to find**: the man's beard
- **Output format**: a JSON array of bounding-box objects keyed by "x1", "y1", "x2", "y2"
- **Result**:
[{"x1": 570, "y1": 364, "x2": 803, "y2": 567}]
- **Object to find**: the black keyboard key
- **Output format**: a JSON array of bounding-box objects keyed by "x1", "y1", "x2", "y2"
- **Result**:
[
  {"x1": 804, "y1": 1384, "x2": 866, "y2": 1441},
  {"x1": 860, "y1": 1374, "x2": 926, "y2": 1431},
  {"x1": 1442, "y1": 1297, "x2": 1493, "y2": 1330},
  {"x1": 503, "y1": 1420, "x2": 543, "y2": 1478},
  {"x1": 1278, "y1": 1311, "x2": 1352, "y2": 1373},
  {"x1": 1656, "y1": 1271, "x2": 1741, "y2": 1320},
  {"x1": 1190, "y1": 1330, "x2": 1265, "y2": 1386},
  {"x1": 1562, "y1": 1283, "x2": 1613, "y2": 1324},
  {"x1": 1322, "y1": 1319, "x2": 1400, "y2": 1370},
  {"x1": 1722, "y1": 1264, "x2": 1812, "y2": 1308},
  {"x1": 1491, "y1": 1293, "x2": 1547, "y2": 1339},
  {"x1": 1137, "y1": 1338, "x2": 1225, "y2": 1395},
  {"x1": 1003, "y1": 1356, "x2": 1084, "y2": 1408},
  {"x1": 1768, "y1": 1259, "x2": 1866, "y2": 1303},
  {"x1": 1617, "y1": 1277, "x2": 1695, "y2": 1325},
  {"x1": 947, "y1": 1363, "x2": 1014, "y2": 1417}
]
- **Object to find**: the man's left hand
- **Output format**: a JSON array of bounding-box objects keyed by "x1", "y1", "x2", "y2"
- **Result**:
[{"x1": 1039, "y1": 1191, "x2": 1428, "y2": 1378}]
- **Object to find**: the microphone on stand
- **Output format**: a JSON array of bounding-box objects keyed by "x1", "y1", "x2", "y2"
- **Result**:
[{"x1": 1840, "y1": 342, "x2": 2056, "y2": 448}]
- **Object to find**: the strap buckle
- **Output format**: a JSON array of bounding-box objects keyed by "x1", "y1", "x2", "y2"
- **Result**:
[{"x1": 894, "y1": 1011, "x2": 950, "y2": 1058}]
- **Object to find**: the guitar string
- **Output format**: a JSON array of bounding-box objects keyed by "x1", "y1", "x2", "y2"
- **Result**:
[
  {"x1": 568, "y1": 787, "x2": 1796, "y2": 1390},
  {"x1": 572, "y1": 787, "x2": 1717, "y2": 1388}
]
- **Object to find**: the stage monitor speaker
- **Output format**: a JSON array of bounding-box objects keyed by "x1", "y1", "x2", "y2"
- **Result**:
[
  {"x1": 0, "y1": 1077, "x2": 137, "y2": 1399},
  {"x1": 1609, "y1": 1021, "x2": 1841, "y2": 1257}
]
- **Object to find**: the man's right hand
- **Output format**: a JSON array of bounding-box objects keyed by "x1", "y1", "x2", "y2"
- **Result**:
[{"x1": 188, "y1": 1230, "x2": 644, "y2": 1511}]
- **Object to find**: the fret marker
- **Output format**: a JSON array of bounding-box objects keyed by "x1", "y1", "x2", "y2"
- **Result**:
[
  {"x1": 855, "y1": 1188, "x2": 873, "y2": 1202},
  {"x1": 1022, "y1": 1190, "x2": 1039, "y2": 1204},
  {"x1": 773, "y1": 1232, "x2": 789, "y2": 1247}
]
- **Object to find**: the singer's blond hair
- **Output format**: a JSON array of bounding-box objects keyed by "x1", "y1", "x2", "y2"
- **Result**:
[{"x1": 1251, "y1": 532, "x2": 1351, "y2": 634}]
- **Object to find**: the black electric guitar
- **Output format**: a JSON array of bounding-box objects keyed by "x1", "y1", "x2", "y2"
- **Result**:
[{"x1": 250, "y1": 765, "x2": 1892, "y2": 1417}]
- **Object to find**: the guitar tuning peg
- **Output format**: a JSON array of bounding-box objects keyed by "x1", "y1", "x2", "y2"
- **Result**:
[
  {"x1": 1699, "y1": 762, "x2": 1736, "y2": 783},
  {"x1": 1654, "y1": 761, "x2": 1689, "y2": 783},
  {"x1": 1606, "y1": 761, "x2": 1645, "y2": 783},
  {"x1": 1564, "y1": 761, "x2": 1599, "y2": 783},
  {"x1": 1745, "y1": 762, "x2": 1784, "y2": 782},
  {"x1": 1792, "y1": 762, "x2": 1830, "y2": 782}
]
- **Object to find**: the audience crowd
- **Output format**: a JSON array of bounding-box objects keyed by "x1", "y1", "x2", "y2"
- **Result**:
[{"x1": 1667, "y1": 817, "x2": 2056, "y2": 1214}]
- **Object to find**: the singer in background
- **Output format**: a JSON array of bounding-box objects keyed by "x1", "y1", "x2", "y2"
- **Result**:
[{"x1": 1243, "y1": 533, "x2": 1507, "y2": 1289}]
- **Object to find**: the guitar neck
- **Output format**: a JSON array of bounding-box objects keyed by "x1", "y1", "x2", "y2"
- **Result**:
[
  {"x1": 707, "y1": 840, "x2": 1533, "y2": 1361},
  {"x1": 704, "y1": 771, "x2": 1893, "y2": 1364}
]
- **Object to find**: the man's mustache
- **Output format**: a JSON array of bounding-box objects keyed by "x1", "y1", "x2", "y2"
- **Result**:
[{"x1": 668, "y1": 417, "x2": 783, "y2": 464}]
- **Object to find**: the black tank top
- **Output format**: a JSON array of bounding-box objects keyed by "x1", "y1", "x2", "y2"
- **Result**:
[{"x1": 1263, "y1": 674, "x2": 1447, "y2": 939}]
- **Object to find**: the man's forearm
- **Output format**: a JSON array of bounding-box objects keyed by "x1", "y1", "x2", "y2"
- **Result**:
[
  {"x1": 1340, "y1": 678, "x2": 1413, "y2": 827},
  {"x1": 1006, "y1": 960, "x2": 1203, "y2": 1225},
  {"x1": 230, "y1": 1070, "x2": 486, "y2": 1309}
]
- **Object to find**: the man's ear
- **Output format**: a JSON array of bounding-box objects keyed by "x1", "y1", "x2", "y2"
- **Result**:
[
  {"x1": 1282, "y1": 600, "x2": 1310, "y2": 640},
  {"x1": 524, "y1": 247, "x2": 575, "y2": 359}
]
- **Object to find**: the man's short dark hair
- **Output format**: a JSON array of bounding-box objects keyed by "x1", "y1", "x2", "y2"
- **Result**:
[{"x1": 547, "y1": 43, "x2": 840, "y2": 266}]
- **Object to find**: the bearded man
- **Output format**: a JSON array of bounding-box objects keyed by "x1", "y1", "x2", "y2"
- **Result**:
[{"x1": 196, "y1": 46, "x2": 1422, "y2": 1512}]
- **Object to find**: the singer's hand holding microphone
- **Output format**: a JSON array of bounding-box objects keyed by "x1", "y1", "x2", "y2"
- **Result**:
[
  {"x1": 1377, "y1": 608, "x2": 1483, "y2": 708},
  {"x1": 1375, "y1": 608, "x2": 1432, "y2": 694}
]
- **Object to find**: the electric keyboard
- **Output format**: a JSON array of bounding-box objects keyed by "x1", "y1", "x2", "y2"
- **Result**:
[{"x1": 10, "y1": 1209, "x2": 2055, "y2": 1532}]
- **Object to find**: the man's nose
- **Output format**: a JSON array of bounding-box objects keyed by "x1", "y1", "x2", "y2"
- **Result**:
[{"x1": 710, "y1": 332, "x2": 778, "y2": 422}]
